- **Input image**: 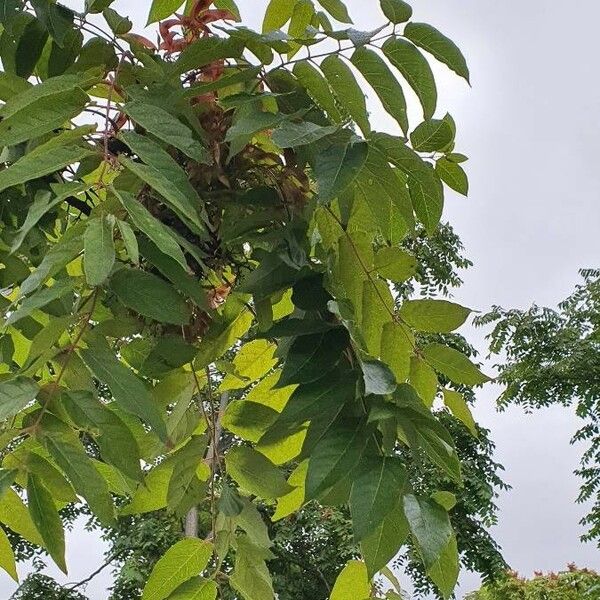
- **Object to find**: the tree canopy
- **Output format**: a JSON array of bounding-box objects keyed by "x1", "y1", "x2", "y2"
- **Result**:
[{"x1": 0, "y1": 0, "x2": 487, "y2": 598}]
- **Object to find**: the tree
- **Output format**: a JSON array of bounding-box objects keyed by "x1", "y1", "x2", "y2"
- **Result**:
[
  {"x1": 0, "y1": 0, "x2": 488, "y2": 598},
  {"x1": 477, "y1": 269, "x2": 600, "y2": 545},
  {"x1": 464, "y1": 565, "x2": 600, "y2": 600}
]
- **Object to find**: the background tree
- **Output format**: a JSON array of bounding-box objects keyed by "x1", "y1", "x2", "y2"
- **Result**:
[
  {"x1": 477, "y1": 269, "x2": 600, "y2": 546},
  {"x1": 0, "y1": 0, "x2": 492, "y2": 599}
]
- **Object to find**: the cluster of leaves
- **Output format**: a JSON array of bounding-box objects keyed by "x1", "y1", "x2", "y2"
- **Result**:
[
  {"x1": 0, "y1": 0, "x2": 488, "y2": 598},
  {"x1": 477, "y1": 269, "x2": 600, "y2": 545},
  {"x1": 465, "y1": 565, "x2": 600, "y2": 600}
]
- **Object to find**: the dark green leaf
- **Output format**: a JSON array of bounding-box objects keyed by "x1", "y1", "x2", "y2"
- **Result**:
[
  {"x1": 26, "y1": 475, "x2": 66, "y2": 573},
  {"x1": 383, "y1": 37, "x2": 437, "y2": 119},
  {"x1": 380, "y1": 0, "x2": 412, "y2": 24},
  {"x1": 361, "y1": 359, "x2": 397, "y2": 396},
  {"x1": 80, "y1": 335, "x2": 167, "y2": 441},
  {"x1": 277, "y1": 328, "x2": 349, "y2": 387},
  {"x1": 102, "y1": 7, "x2": 132, "y2": 35},
  {"x1": 411, "y1": 118, "x2": 454, "y2": 152},
  {"x1": 84, "y1": 216, "x2": 115, "y2": 287},
  {"x1": 317, "y1": 0, "x2": 352, "y2": 24},
  {"x1": 351, "y1": 47, "x2": 408, "y2": 135},
  {"x1": 147, "y1": 0, "x2": 185, "y2": 24},
  {"x1": 350, "y1": 456, "x2": 407, "y2": 540},
  {"x1": 436, "y1": 157, "x2": 468, "y2": 196},
  {"x1": 0, "y1": 377, "x2": 38, "y2": 422},
  {"x1": 404, "y1": 22, "x2": 470, "y2": 83},
  {"x1": 238, "y1": 252, "x2": 302, "y2": 302},
  {"x1": 110, "y1": 268, "x2": 191, "y2": 326},
  {"x1": 293, "y1": 61, "x2": 342, "y2": 122},
  {"x1": 263, "y1": 0, "x2": 296, "y2": 32},
  {"x1": 272, "y1": 121, "x2": 338, "y2": 148},
  {"x1": 29, "y1": 0, "x2": 74, "y2": 47},
  {"x1": 321, "y1": 55, "x2": 370, "y2": 136},
  {"x1": 423, "y1": 343, "x2": 490, "y2": 386}
]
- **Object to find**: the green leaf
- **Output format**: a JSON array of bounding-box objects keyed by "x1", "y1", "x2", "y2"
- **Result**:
[
  {"x1": 380, "y1": 321, "x2": 414, "y2": 383},
  {"x1": 102, "y1": 7, "x2": 132, "y2": 35},
  {"x1": 0, "y1": 469, "x2": 17, "y2": 498},
  {"x1": 119, "y1": 132, "x2": 208, "y2": 235},
  {"x1": 45, "y1": 436, "x2": 116, "y2": 527},
  {"x1": 62, "y1": 390, "x2": 143, "y2": 481},
  {"x1": 238, "y1": 252, "x2": 302, "y2": 302},
  {"x1": 169, "y1": 578, "x2": 217, "y2": 600},
  {"x1": 26, "y1": 475, "x2": 66, "y2": 573},
  {"x1": 374, "y1": 247, "x2": 417, "y2": 283},
  {"x1": 114, "y1": 189, "x2": 188, "y2": 271},
  {"x1": 273, "y1": 461, "x2": 308, "y2": 521},
  {"x1": 361, "y1": 359, "x2": 397, "y2": 395},
  {"x1": 423, "y1": 343, "x2": 490, "y2": 386},
  {"x1": 330, "y1": 560, "x2": 371, "y2": 600},
  {"x1": 351, "y1": 47, "x2": 408, "y2": 135},
  {"x1": 431, "y1": 490, "x2": 457, "y2": 511},
  {"x1": 313, "y1": 139, "x2": 368, "y2": 204},
  {"x1": 0, "y1": 527, "x2": 17, "y2": 582},
  {"x1": 256, "y1": 318, "x2": 338, "y2": 339},
  {"x1": 383, "y1": 37, "x2": 437, "y2": 119},
  {"x1": 147, "y1": 0, "x2": 185, "y2": 24},
  {"x1": 443, "y1": 389, "x2": 477, "y2": 437},
  {"x1": 361, "y1": 278, "x2": 393, "y2": 355},
  {"x1": 117, "y1": 219, "x2": 139, "y2": 265},
  {"x1": 427, "y1": 535, "x2": 460, "y2": 599},
  {"x1": 84, "y1": 216, "x2": 115, "y2": 287},
  {"x1": 5, "y1": 278, "x2": 74, "y2": 326},
  {"x1": 321, "y1": 55, "x2": 370, "y2": 136},
  {"x1": 317, "y1": 0, "x2": 352, "y2": 23},
  {"x1": 371, "y1": 133, "x2": 443, "y2": 234},
  {"x1": 0, "y1": 488, "x2": 44, "y2": 547},
  {"x1": 219, "y1": 339, "x2": 277, "y2": 391},
  {"x1": 0, "y1": 72, "x2": 96, "y2": 146},
  {"x1": 226, "y1": 446, "x2": 293, "y2": 499},
  {"x1": 410, "y1": 356, "x2": 438, "y2": 406},
  {"x1": 29, "y1": 0, "x2": 74, "y2": 47},
  {"x1": 172, "y1": 36, "x2": 244, "y2": 76},
  {"x1": 272, "y1": 121, "x2": 339, "y2": 148},
  {"x1": 350, "y1": 456, "x2": 407, "y2": 541},
  {"x1": 293, "y1": 61, "x2": 342, "y2": 123},
  {"x1": 0, "y1": 71, "x2": 31, "y2": 102},
  {"x1": 403, "y1": 494, "x2": 458, "y2": 599},
  {"x1": 380, "y1": 0, "x2": 412, "y2": 24},
  {"x1": 411, "y1": 118, "x2": 454, "y2": 152},
  {"x1": 436, "y1": 157, "x2": 468, "y2": 196},
  {"x1": 263, "y1": 0, "x2": 296, "y2": 32},
  {"x1": 404, "y1": 22, "x2": 470, "y2": 83},
  {"x1": 10, "y1": 183, "x2": 89, "y2": 254},
  {"x1": 0, "y1": 133, "x2": 96, "y2": 194},
  {"x1": 0, "y1": 377, "x2": 38, "y2": 422},
  {"x1": 110, "y1": 268, "x2": 191, "y2": 325},
  {"x1": 80, "y1": 335, "x2": 167, "y2": 441},
  {"x1": 123, "y1": 101, "x2": 210, "y2": 163},
  {"x1": 277, "y1": 328, "x2": 349, "y2": 387},
  {"x1": 306, "y1": 419, "x2": 368, "y2": 499},
  {"x1": 85, "y1": 0, "x2": 114, "y2": 13},
  {"x1": 399, "y1": 299, "x2": 471, "y2": 333},
  {"x1": 222, "y1": 401, "x2": 279, "y2": 443},
  {"x1": 361, "y1": 498, "x2": 409, "y2": 578},
  {"x1": 142, "y1": 539, "x2": 213, "y2": 600},
  {"x1": 230, "y1": 535, "x2": 275, "y2": 600}
]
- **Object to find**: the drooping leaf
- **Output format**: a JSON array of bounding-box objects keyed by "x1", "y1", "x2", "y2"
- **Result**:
[
  {"x1": 0, "y1": 488, "x2": 44, "y2": 547},
  {"x1": 330, "y1": 560, "x2": 371, "y2": 600},
  {"x1": 0, "y1": 377, "x2": 38, "y2": 422},
  {"x1": 436, "y1": 157, "x2": 469, "y2": 196},
  {"x1": 351, "y1": 47, "x2": 408, "y2": 134},
  {"x1": 313, "y1": 139, "x2": 368, "y2": 204},
  {"x1": 115, "y1": 189, "x2": 188, "y2": 271},
  {"x1": 226, "y1": 446, "x2": 293, "y2": 499},
  {"x1": 321, "y1": 55, "x2": 370, "y2": 136},
  {"x1": 443, "y1": 389, "x2": 477, "y2": 437},
  {"x1": 83, "y1": 215, "x2": 115, "y2": 287},
  {"x1": 80, "y1": 335, "x2": 167, "y2": 441},
  {"x1": 277, "y1": 328, "x2": 349, "y2": 387},
  {"x1": 26, "y1": 475, "x2": 66, "y2": 573},
  {"x1": 0, "y1": 527, "x2": 17, "y2": 582},
  {"x1": 399, "y1": 299, "x2": 471, "y2": 333},
  {"x1": 383, "y1": 37, "x2": 437, "y2": 119},
  {"x1": 110, "y1": 268, "x2": 191, "y2": 326},
  {"x1": 404, "y1": 22, "x2": 470, "y2": 83},
  {"x1": 361, "y1": 498, "x2": 410, "y2": 578},
  {"x1": 142, "y1": 538, "x2": 213, "y2": 600},
  {"x1": 423, "y1": 343, "x2": 490, "y2": 386},
  {"x1": 305, "y1": 419, "x2": 368, "y2": 499},
  {"x1": 44, "y1": 436, "x2": 116, "y2": 527},
  {"x1": 123, "y1": 101, "x2": 211, "y2": 163},
  {"x1": 293, "y1": 61, "x2": 342, "y2": 122},
  {"x1": 350, "y1": 456, "x2": 407, "y2": 541}
]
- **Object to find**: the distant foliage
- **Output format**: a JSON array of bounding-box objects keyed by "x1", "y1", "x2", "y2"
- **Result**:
[{"x1": 465, "y1": 565, "x2": 600, "y2": 600}]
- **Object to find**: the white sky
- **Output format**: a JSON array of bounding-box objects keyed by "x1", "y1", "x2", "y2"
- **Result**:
[{"x1": 2, "y1": 1, "x2": 599, "y2": 598}]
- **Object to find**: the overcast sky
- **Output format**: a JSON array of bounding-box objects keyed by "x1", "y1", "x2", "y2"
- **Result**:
[{"x1": 2, "y1": 1, "x2": 600, "y2": 598}]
